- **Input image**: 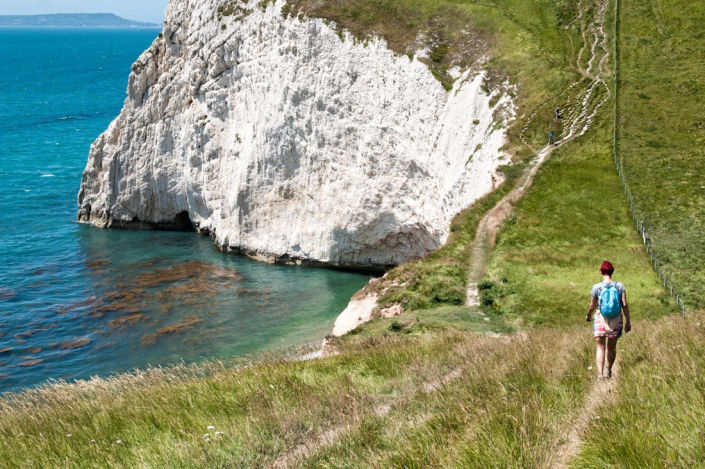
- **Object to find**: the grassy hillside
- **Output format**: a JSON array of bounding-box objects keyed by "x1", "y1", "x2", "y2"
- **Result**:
[
  {"x1": 616, "y1": 0, "x2": 705, "y2": 309},
  {"x1": 2, "y1": 313, "x2": 703, "y2": 468},
  {"x1": 1, "y1": 0, "x2": 702, "y2": 466},
  {"x1": 0, "y1": 328, "x2": 595, "y2": 468},
  {"x1": 485, "y1": 112, "x2": 675, "y2": 328}
]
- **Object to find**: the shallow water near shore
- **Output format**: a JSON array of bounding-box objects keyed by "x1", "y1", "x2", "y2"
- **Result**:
[{"x1": 0, "y1": 28, "x2": 370, "y2": 393}]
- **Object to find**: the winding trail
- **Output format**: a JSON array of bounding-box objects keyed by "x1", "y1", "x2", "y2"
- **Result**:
[
  {"x1": 548, "y1": 364, "x2": 620, "y2": 469},
  {"x1": 296, "y1": 1, "x2": 615, "y2": 466},
  {"x1": 268, "y1": 366, "x2": 469, "y2": 469},
  {"x1": 467, "y1": 0, "x2": 611, "y2": 308},
  {"x1": 269, "y1": 337, "x2": 513, "y2": 469},
  {"x1": 467, "y1": 1, "x2": 618, "y2": 466}
]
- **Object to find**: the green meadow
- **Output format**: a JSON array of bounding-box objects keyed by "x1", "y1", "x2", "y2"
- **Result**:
[
  {"x1": 1, "y1": 0, "x2": 703, "y2": 467},
  {"x1": 615, "y1": 0, "x2": 705, "y2": 309}
]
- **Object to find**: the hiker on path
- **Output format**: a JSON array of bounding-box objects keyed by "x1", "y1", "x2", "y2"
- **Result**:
[
  {"x1": 549, "y1": 130, "x2": 554, "y2": 145},
  {"x1": 555, "y1": 107, "x2": 562, "y2": 119},
  {"x1": 586, "y1": 261, "x2": 631, "y2": 379}
]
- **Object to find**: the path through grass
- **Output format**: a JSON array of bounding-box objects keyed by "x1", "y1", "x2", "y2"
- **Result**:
[
  {"x1": 485, "y1": 115, "x2": 675, "y2": 328},
  {"x1": 0, "y1": 328, "x2": 595, "y2": 468},
  {"x1": 574, "y1": 312, "x2": 705, "y2": 468}
]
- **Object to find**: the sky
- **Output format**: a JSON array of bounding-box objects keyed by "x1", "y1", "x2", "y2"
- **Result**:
[{"x1": 0, "y1": 0, "x2": 170, "y2": 24}]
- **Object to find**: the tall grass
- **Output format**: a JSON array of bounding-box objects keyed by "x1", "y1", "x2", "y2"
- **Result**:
[
  {"x1": 0, "y1": 328, "x2": 596, "y2": 468},
  {"x1": 1, "y1": 307, "x2": 699, "y2": 467},
  {"x1": 574, "y1": 312, "x2": 705, "y2": 467},
  {"x1": 304, "y1": 329, "x2": 595, "y2": 468},
  {"x1": 616, "y1": 0, "x2": 705, "y2": 309},
  {"x1": 0, "y1": 334, "x2": 463, "y2": 467}
]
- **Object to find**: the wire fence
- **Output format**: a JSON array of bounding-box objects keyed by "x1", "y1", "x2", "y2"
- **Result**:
[{"x1": 611, "y1": 0, "x2": 686, "y2": 316}]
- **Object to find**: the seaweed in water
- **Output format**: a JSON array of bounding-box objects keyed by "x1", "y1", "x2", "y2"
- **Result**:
[{"x1": 141, "y1": 315, "x2": 205, "y2": 348}]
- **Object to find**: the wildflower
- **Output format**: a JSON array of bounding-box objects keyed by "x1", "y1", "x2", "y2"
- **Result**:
[
  {"x1": 116, "y1": 440, "x2": 122, "y2": 444},
  {"x1": 66, "y1": 434, "x2": 73, "y2": 437},
  {"x1": 588, "y1": 366, "x2": 593, "y2": 371},
  {"x1": 207, "y1": 426, "x2": 215, "y2": 429},
  {"x1": 204, "y1": 438, "x2": 211, "y2": 442},
  {"x1": 270, "y1": 384, "x2": 274, "y2": 389},
  {"x1": 204, "y1": 434, "x2": 210, "y2": 438},
  {"x1": 595, "y1": 416, "x2": 601, "y2": 420},
  {"x1": 215, "y1": 431, "x2": 224, "y2": 436}
]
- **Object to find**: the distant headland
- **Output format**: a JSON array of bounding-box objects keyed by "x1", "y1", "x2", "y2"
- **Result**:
[{"x1": 0, "y1": 14, "x2": 161, "y2": 28}]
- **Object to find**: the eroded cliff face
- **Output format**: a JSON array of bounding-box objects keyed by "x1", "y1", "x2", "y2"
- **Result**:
[{"x1": 78, "y1": 0, "x2": 513, "y2": 270}]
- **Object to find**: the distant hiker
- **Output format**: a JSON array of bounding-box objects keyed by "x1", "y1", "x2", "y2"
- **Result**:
[
  {"x1": 549, "y1": 130, "x2": 554, "y2": 145},
  {"x1": 491, "y1": 172, "x2": 497, "y2": 190},
  {"x1": 586, "y1": 261, "x2": 631, "y2": 379},
  {"x1": 555, "y1": 107, "x2": 562, "y2": 119}
]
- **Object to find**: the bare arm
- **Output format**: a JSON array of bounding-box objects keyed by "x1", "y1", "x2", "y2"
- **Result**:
[
  {"x1": 622, "y1": 291, "x2": 632, "y2": 333},
  {"x1": 587, "y1": 297, "x2": 597, "y2": 321},
  {"x1": 588, "y1": 297, "x2": 597, "y2": 314}
]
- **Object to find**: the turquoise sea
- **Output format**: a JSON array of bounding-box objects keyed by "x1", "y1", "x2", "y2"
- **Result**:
[{"x1": 0, "y1": 28, "x2": 370, "y2": 393}]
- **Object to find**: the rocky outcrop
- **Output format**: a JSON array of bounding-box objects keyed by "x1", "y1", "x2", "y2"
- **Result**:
[
  {"x1": 332, "y1": 292, "x2": 379, "y2": 337},
  {"x1": 78, "y1": 0, "x2": 514, "y2": 270}
]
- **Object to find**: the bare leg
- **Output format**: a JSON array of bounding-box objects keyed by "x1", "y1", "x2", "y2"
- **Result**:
[
  {"x1": 595, "y1": 337, "x2": 606, "y2": 377},
  {"x1": 606, "y1": 337, "x2": 618, "y2": 375}
]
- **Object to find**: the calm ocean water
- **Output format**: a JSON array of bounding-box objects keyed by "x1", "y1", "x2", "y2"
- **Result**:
[{"x1": 0, "y1": 28, "x2": 369, "y2": 392}]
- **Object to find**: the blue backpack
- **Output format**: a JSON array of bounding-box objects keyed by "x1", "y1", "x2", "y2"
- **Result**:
[{"x1": 600, "y1": 283, "x2": 622, "y2": 318}]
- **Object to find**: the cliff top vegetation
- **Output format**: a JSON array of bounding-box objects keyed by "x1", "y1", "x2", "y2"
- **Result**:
[
  {"x1": 1, "y1": 0, "x2": 703, "y2": 466},
  {"x1": 282, "y1": 0, "x2": 582, "y2": 156}
]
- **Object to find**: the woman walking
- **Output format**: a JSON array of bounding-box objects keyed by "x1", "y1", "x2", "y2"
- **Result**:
[{"x1": 587, "y1": 261, "x2": 631, "y2": 379}]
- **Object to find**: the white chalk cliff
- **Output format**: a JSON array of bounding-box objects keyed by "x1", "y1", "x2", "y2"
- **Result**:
[{"x1": 78, "y1": 0, "x2": 514, "y2": 270}]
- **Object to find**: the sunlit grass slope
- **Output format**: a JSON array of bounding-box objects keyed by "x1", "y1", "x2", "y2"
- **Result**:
[
  {"x1": 3, "y1": 312, "x2": 702, "y2": 468},
  {"x1": 0, "y1": 329, "x2": 594, "y2": 468},
  {"x1": 340, "y1": 305, "x2": 513, "y2": 341},
  {"x1": 575, "y1": 313, "x2": 705, "y2": 468},
  {"x1": 485, "y1": 115, "x2": 676, "y2": 328},
  {"x1": 616, "y1": 0, "x2": 705, "y2": 309},
  {"x1": 1, "y1": 0, "x2": 701, "y2": 466}
]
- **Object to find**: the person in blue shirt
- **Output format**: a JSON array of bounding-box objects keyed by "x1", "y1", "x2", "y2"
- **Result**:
[
  {"x1": 586, "y1": 261, "x2": 632, "y2": 379},
  {"x1": 549, "y1": 130, "x2": 554, "y2": 145}
]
